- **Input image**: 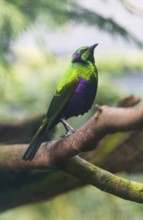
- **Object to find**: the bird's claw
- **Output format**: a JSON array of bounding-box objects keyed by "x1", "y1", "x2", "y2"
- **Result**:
[
  {"x1": 60, "y1": 129, "x2": 75, "y2": 139},
  {"x1": 66, "y1": 128, "x2": 75, "y2": 135}
]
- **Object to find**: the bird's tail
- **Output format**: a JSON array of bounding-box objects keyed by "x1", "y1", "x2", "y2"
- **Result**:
[{"x1": 23, "y1": 118, "x2": 48, "y2": 161}]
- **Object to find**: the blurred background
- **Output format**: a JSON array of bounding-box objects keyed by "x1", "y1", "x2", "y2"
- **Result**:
[{"x1": 0, "y1": 0, "x2": 143, "y2": 219}]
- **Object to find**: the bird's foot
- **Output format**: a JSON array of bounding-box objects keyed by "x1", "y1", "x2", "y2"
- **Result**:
[
  {"x1": 66, "y1": 129, "x2": 75, "y2": 136},
  {"x1": 60, "y1": 118, "x2": 75, "y2": 138},
  {"x1": 60, "y1": 129, "x2": 75, "y2": 139},
  {"x1": 95, "y1": 104, "x2": 102, "y2": 119}
]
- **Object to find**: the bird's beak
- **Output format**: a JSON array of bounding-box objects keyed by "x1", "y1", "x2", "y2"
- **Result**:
[{"x1": 89, "y1": 43, "x2": 98, "y2": 51}]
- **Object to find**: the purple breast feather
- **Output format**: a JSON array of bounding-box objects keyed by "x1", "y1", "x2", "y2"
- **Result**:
[{"x1": 63, "y1": 77, "x2": 97, "y2": 119}]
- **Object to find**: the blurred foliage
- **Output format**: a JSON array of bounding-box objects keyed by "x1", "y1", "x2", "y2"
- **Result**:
[
  {"x1": 0, "y1": 0, "x2": 27, "y2": 64},
  {"x1": 0, "y1": 0, "x2": 143, "y2": 64},
  {"x1": 98, "y1": 52, "x2": 143, "y2": 73}
]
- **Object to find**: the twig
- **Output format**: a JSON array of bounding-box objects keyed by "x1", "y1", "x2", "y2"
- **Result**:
[{"x1": 60, "y1": 156, "x2": 143, "y2": 203}]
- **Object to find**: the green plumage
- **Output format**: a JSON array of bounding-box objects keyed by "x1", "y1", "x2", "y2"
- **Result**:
[{"x1": 23, "y1": 44, "x2": 98, "y2": 161}]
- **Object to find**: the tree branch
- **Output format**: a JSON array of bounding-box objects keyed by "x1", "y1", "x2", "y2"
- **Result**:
[
  {"x1": 0, "y1": 167, "x2": 83, "y2": 212},
  {"x1": 0, "y1": 102, "x2": 143, "y2": 210},
  {"x1": 0, "y1": 104, "x2": 143, "y2": 171},
  {"x1": 0, "y1": 115, "x2": 55, "y2": 144},
  {"x1": 60, "y1": 156, "x2": 143, "y2": 203},
  {"x1": 0, "y1": 115, "x2": 42, "y2": 144}
]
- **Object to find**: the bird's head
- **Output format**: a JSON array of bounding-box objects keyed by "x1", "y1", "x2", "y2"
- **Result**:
[{"x1": 72, "y1": 44, "x2": 98, "y2": 64}]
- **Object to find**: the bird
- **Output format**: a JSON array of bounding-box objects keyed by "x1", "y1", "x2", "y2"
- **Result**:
[{"x1": 23, "y1": 43, "x2": 98, "y2": 161}]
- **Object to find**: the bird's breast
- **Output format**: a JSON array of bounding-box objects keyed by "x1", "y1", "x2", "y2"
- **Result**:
[{"x1": 63, "y1": 77, "x2": 97, "y2": 119}]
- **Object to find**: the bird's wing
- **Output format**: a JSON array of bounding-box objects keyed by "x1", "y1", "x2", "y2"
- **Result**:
[
  {"x1": 23, "y1": 75, "x2": 79, "y2": 161},
  {"x1": 46, "y1": 75, "x2": 79, "y2": 128}
]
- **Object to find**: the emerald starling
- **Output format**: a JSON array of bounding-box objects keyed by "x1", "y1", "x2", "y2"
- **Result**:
[{"x1": 23, "y1": 44, "x2": 98, "y2": 161}]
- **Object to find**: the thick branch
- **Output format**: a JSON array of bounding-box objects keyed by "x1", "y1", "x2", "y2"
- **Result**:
[
  {"x1": 99, "y1": 131, "x2": 143, "y2": 173},
  {"x1": 0, "y1": 115, "x2": 55, "y2": 144},
  {"x1": 0, "y1": 115, "x2": 42, "y2": 144},
  {"x1": 0, "y1": 104, "x2": 143, "y2": 171},
  {"x1": 0, "y1": 168, "x2": 83, "y2": 212}
]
